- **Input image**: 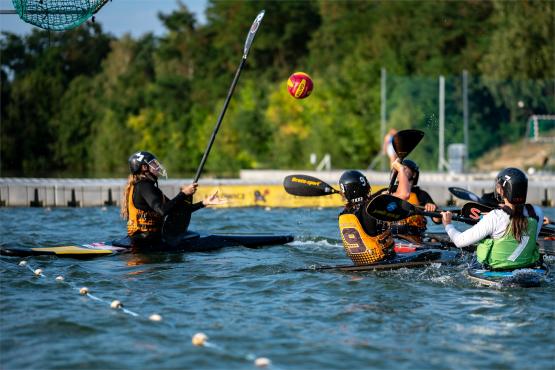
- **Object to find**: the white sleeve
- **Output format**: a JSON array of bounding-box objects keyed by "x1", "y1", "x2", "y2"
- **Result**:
[{"x1": 444, "y1": 212, "x2": 499, "y2": 248}]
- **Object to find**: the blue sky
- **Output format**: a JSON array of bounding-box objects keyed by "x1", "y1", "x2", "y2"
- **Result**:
[{"x1": 0, "y1": 0, "x2": 208, "y2": 37}]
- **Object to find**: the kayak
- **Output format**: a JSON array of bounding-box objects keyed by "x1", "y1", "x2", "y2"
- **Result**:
[
  {"x1": 0, "y1": 231, "x2": 294, "y2": 258},
  {"x1": 297, "y1": 249, "x2": 460, "y2": 272},
  {"x1": 467, "y1": 264, "x2": 550, "y2": 288}
]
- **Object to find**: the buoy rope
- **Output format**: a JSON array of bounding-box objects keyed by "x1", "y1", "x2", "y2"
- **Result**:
[{"x1": 17, "y1": 259, "x2": 274, "y2": 367}]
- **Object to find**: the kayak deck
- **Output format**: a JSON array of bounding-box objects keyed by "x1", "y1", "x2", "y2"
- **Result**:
[
  {"x1": 0, "y1": 232, "x2": 294, "y2": 258},
  {"x1": 467, "y1": 264, "x2": 550, "y2": 288}
]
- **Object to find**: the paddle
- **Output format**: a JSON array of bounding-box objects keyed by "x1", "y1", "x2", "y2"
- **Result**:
[
  {"x1": 460, "y1": 202, "x2": 555, "y2": 235},
  {"x1": 193, "y1": 10, "x2": 265, "y2": 182},
  {"x1": 283, "y1": 174, "x2": 340, "y2": 196},
  {"x1": 448, "y1": 187, "x2": 498, "y2": 207},
  {"x1": 460, "y1": 202, "x2": 494, "y2": 224},
  {"x1": 387, "y1": 129, "x2": 425, "y2": 193},
  {"x1": 366, "y1": 194, "x2": 474, "y2": 223}
]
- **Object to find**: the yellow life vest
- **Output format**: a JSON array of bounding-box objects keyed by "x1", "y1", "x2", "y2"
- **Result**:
[
  {"x1": 338, "y1": 213, "x2": 394, "y2": 265},
  {"x1": 127, "y1": 184, "x2": 163, "y2": 236}
]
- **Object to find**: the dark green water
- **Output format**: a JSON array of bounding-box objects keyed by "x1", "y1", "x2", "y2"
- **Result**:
[{"x1": 1, "y1": 207, "x2": 554, "y2": 370}]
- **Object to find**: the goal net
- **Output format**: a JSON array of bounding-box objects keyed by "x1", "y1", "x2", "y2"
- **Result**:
[
  {"x1": 526, "y1": 115, "x2": 555, "y2": 143},
  {"x1": 11, "y1": 0, "x2": 109, "y2": 31}
]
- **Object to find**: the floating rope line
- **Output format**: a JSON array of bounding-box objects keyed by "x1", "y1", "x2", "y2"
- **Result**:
[
  {"x1": 192, "y1": 332, "x2": 274, "y2": 368},
  {"x1": 17, "y1": 260, "x2": 274, "y2": 367},
  {"x1": 18, "y1": 260, "x2": 154, "y2": 320}
]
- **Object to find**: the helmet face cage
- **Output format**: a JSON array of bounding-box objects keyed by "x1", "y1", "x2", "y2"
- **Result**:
[
  {"x1": 147, "y1": 158, "x2": 167, "y2": 179},
  {"x1": 129, "y1": 151, "x2": 167, "y2": 178}
]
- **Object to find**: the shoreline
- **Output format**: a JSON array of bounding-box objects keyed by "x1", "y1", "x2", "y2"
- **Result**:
[{"x1": 1, "y1": 169, "x2": 554, "y2": 207}]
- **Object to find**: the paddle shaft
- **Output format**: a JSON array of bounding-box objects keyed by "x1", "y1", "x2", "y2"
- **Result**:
[
  {"x1": 420, "y1": 210, "x2": 474, "y2": 224},
  {"x1": 193, "y1": 10, "x2": 264, "y2": 183},
  {"x1": 194, "y1": 58, "x2": 246, "y2": 183}
]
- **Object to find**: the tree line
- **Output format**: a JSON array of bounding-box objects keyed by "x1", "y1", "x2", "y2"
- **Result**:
[{"x1": 1, "y1": 0, "x2": 553, "y2": 177}]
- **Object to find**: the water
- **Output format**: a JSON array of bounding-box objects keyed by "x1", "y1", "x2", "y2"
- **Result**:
[{"x1": 1, "y1": 207, "x2": 554, "y2": 370}]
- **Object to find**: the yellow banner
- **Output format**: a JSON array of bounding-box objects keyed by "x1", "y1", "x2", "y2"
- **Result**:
[{"x1": 194, "y1": 184, "x2": 386, "y2": 208}]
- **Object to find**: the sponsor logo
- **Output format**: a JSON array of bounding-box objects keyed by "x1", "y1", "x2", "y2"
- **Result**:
[
  {"x1": 295, "y1": 79, "x2": 306, "y2": 98},
  {"x1": 386, "y1": 202, "x2": 397, "y2": 212},
  {"x1": 250, "y1": 13, "x2": 264, "y2": 33},
  {"x1": 291, "y1": 177, "x2": 321, "y2": 187},
  {"x1": 469, "y1": 207, "x2": 481, "y2": 220}
]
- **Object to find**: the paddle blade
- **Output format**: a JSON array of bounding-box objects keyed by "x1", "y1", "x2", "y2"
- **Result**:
[
  {"x1": 448, "y1": 187, "x2": 482, "y2": 202},
  {"x1": 461, "y1": 202, "x2": 494, "y2": 223},
  {"x1": 480, "y1": 192, "x2": 499, "y2": 207},
  {"x1": 283, "y1": 175, "x2": 339, "y2": 197},
  {"x1": 392, "y1": 129, "x2": 425, "y2": 159},
  {"x1": 366, "y1": 194, "x2": 414, "y2": 221}
]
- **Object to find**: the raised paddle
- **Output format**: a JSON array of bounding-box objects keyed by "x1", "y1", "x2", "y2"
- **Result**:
[
  {"x1": 283, "y1": 174, "x2": 340, "y2": 196},
  {"x1": 387, "y1": 129, "x2": 425, "y2": 193},
  {"x1": 193, "y1": 10, "x2": 265, "y2": 182},
  {"x1": 366, "y1": 194, "x2": 474, "y2": 223}
]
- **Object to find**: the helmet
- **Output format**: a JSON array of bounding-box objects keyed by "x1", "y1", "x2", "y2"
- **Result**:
[
  {"x1": 403, "y1": 159, "x2": 419, "y2": 185},
  {"x1": 339, "y1": 170, "x2": 371, "y2": 203},
  {"x1": 128, "y1": 151, "x2": 167, "y2": 178},
  {"x1": 495, "y1": 167, "x2": 527, "y2": 204}
]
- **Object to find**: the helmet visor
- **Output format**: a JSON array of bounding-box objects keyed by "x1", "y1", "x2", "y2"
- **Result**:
[{"x1": 148, "y1": 159, "x2": 167, "y2": 178}]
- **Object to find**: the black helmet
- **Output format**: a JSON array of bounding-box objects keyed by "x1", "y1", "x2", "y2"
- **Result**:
[
  {"x1": 495, "y1": 167, "x2": 527, "y2": 204},
  {"x1": 403, "y1": 159, "x2": 419, "y2": 185},
  {"x1": 128, "y1": 151, "x2": 167, "y2": 178},
  {"x1": 339, "y1": 170, "x2": 371, "y2": 203}
]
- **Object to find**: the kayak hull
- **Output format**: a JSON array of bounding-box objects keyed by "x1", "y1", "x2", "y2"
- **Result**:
[
  {"x1": 467, "y1": 264, "x2": 550, "y2": 288},
  {"x1": 298, "y1": 249, "x2": 460, "y2": 272},
  {"x1": 0, "y1": 231, "x2": 294, "y2": 258}
]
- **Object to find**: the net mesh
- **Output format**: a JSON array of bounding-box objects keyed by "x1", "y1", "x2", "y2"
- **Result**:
[{"x1": 12, "y1": 0, "x2": 108, "y2": 31}]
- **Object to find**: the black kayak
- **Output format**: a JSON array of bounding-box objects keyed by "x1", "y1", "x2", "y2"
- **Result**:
[
  {"x1": 297, "y1": 249, "x2": 460, "y2": 272},
  {"x1": 0, "y1": 231, "x2": 294, "y2": 258},
  {"x1": 467, "y1": 263, "x2": 550, "y2": 288}
]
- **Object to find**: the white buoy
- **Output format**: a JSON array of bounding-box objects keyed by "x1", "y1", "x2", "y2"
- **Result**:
[
  {"x1": 149, "y1": 314, "x2": 162, "y2": 322},
  {"x1": 34, "y1": 268, "x2": 43, "y2": 276},
  {"x1": 79, "y1": 287, "x2": 89, "y2": 295},
  {"x1": 110, "y1": 300, "x2": 122, "y2": 309},
  {"x1": 192, "y1": 332, "x2": 208, "y2": 347},
  {"x1": 19, "y1": 261, "x2": 27, "y2": 266},
  {"x1": 255, "y1": 357, "x2": 271, "y2": 367},
  {"x1": 264, "y1": 207, "x2": 271, "y2": 211},
  {"x1": 55, "y1": 276, "x2": 64, "y2": 282}
]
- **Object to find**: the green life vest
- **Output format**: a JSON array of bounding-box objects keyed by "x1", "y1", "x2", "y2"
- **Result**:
[{"x1": 476, "y1": 215, "x2": 540, "y2": 270}]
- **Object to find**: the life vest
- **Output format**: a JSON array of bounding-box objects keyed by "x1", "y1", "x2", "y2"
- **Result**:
[
  {"x1": 338, "y1": 213, "x2": 394, "y2": 265},
  {"x1": 390, "y1": 192, "x2": 427, "y2": 235},
  {"x1": 476, "y1": 205, "x2": 540, "y2": 270},
  {"x1": 127, "y1": 183, "x2": 163, "y2": 236}
]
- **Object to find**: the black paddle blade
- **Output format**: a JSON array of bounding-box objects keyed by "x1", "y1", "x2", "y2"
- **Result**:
[
  {"x1": 448, "y1": 187, "x2": 483, "y2": 203},
  {"x1": 366, "y1": 194, "x2": 414, "y2": 221},
  {"x1": 392, "y1": 129, "x2": 425, "y2": 159},
  {"x1": 480, "y1": 192, "x2": 499, "y2": 207},
  {"x1": 283, "y1": 174, "x2": 339, "y2": 197},
  {"x1": 461, "y1": 202, "x2": 494, "y2": 224}
]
